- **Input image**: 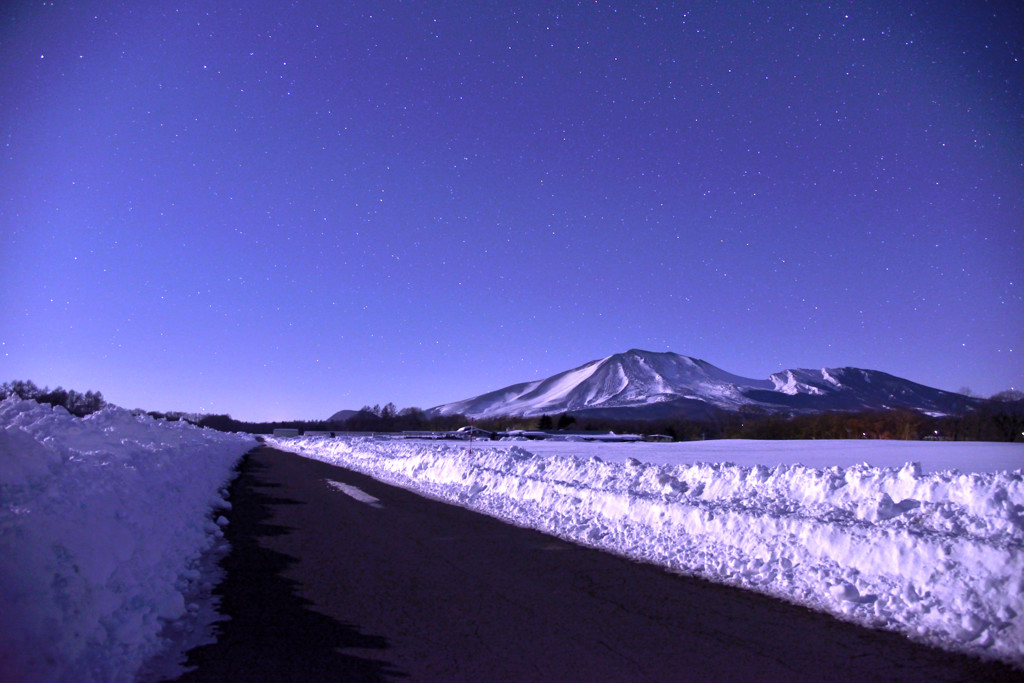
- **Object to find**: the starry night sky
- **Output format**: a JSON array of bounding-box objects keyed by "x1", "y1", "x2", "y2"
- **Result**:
[{"x1": 2, "y1": 1, "x2": 1022, "y2": 420}]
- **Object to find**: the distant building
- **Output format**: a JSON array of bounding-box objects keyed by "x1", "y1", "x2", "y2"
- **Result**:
[
  {"x1": 402, "y1": 431, "x2": 447, "y2": 440},
  {"x1": 498, "y1": 429, "x2": 644, "y2": 442},
  {"x1": 452, "y1": 426, "x2": 496, "y2": 440},
  {"x1": 272, "y1": 428, "x2": 300, "y2": 437}
]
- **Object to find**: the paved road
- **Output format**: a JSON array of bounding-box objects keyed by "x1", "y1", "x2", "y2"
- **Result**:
[{"x1": 175, "y1": 446, "x2": 1022, "y2": 682}]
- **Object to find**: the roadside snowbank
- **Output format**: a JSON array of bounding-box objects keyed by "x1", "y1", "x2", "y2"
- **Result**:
[
  {"x1": 272, "y1": 436, "x2": 1024, "y2": 667},
  {"x1": 0, "y1": 398, "x2": 256, "y2": 682}
]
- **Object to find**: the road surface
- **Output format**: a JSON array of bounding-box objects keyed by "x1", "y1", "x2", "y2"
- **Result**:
[{"x1": 174, "y1": 446, "x2": 1022, "y2": 682}]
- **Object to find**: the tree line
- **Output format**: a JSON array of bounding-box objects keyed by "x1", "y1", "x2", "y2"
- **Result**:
[
  {"x1": 154, "y1": 403, "x2": 473, "y2": 435},
  {"x1": 304, "y1": 399, "x2": 1023, "y2": 443},
  {"x1": 707, "y1": 403, "x2": 1024, "y2": 442},
  {"x1": 4, "y1": 379, "x2": 1021, "y2": 441},
  {"x1": 1, "y1": 380, "x2": 107, "y2": 417}
]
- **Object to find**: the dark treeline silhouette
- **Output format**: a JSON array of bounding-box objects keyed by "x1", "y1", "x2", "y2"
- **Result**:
[
  {"x1": 158, "y1": 403, "x2": 472, "y2": 436},
  {"x1": 204, "y1": 399, "x2": 1022, "y2": 442},
  {"x1": 713, "y1": 404, "x2": 1024, "y2": 442},
  {"x1": 87, "y1": 400, "x2": 1024, "y2": 443},
  {"x1": 1, "y1": 380, "x2": 107, "y2": 417},
  {"x1": 5, "y1": 378, "x2": 1021, "y2": 442}
]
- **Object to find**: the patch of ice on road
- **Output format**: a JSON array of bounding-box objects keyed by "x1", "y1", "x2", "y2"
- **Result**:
[
  {"x1": 272, "y1": 435, "x2": 1024, "y2": 669},
  {"x1": 327, "y1": 479, "x2": 382, "y2": 508}
]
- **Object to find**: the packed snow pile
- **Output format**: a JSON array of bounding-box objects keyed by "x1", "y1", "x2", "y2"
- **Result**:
[
  {"x1": 0, "y1": 397, "x2": 256, "y2": 682},
  {"x1": 272, "y1": 435, "x2": 1024, "y2": 667}
]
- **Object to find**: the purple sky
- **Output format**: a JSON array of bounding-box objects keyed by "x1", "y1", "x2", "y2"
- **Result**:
[{"x1": 2, "y1": 1, "x2": 1022, "y2": 421}]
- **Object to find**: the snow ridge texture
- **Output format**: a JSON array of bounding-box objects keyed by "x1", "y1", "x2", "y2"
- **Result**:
[
  {"x1": 272, "y1": 435, "x2": 1024, "y2": 668},
  {"x1": 0, "y1": 398, "x2": 256, "y2": 682}
]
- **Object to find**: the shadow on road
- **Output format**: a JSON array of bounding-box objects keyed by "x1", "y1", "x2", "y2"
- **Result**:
[
  {"x1": 172, "y1": 453, "x2": 402, "y2": 682},
  {"x1": 170, "y1": 447, "x2": 1023, "y2": 682}
]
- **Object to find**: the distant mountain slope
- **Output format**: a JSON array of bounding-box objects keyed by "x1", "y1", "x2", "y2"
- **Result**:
[
  {"x1": 428, "y1": 349, "x2": 978, "y2": 420},
  {"x1": 328, "y1": 409, "x2": 358, "y2": 422}
]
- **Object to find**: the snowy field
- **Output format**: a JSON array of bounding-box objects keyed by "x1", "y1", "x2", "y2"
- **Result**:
[
  {"x1": 3, "y1": 394, "x2": 1020, "y2": 680},
  {"x1": 272, "y1": 435, "x2": 1024, "y2": 668},
  {"x1": 464, "y1": 437, "x2": 1023, "y2": 473},
  {"x1": 0, "y1": 398, "x2": 256, "y2": 682}
]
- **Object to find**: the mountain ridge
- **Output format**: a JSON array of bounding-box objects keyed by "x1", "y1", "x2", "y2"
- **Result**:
[{"x1": 428, "y1": 349, "x2": 978, "y2": 420}]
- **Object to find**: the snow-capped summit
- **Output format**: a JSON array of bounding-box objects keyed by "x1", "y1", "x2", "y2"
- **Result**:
[{"x1": 429, "y1": 350, "x2": 977, "y2": 420}]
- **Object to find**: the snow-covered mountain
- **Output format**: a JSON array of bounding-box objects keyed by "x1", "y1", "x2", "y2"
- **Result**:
[{"x1": 429, "y1": 349, "x2": 977, "y2": 420}]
